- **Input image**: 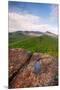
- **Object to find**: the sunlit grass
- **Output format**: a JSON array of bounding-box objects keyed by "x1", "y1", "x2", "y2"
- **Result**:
[{"x1": 9, "y1": 34, "x2": 58, "y2": 58}]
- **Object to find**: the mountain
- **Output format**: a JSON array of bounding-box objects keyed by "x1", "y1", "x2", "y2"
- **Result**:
[
  {"x1": 9, "y1": 31, "x2": 58, "y2": 38},
  {"x1": 9, "y1": 31, "x2": 58, "y2": 58},
  {"x1": 23, "y1": 31, "x2": 44, "y2": 36},
  {"x1": 45, "y1": 31, "x2": 58, "y2": 38}
]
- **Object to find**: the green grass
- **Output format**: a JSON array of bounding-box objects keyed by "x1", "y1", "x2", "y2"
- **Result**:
[{"x1": 9, "y1": 33, "x2": 58, "y2": 58}]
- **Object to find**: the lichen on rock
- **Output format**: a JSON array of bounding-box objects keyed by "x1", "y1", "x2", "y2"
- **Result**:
[{"x1": 9, "y1": 48, "x2": 58, "y2": 88}]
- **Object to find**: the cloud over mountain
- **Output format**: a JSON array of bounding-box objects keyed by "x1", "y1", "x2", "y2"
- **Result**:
[{"x1": 9, "y1": 12, "x2": 58, "y2": 34}]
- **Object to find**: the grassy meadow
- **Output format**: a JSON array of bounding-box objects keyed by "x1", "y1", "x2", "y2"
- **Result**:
[{"x1": 9, "y1": 32, "x2": 58, "y2": 58}]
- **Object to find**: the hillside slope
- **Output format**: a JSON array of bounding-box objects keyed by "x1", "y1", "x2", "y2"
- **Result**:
[{"x1": 9, "y1": 32, "x2": 58, "y2": 58}]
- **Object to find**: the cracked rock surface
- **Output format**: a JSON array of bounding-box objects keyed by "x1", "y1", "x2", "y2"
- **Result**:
[{"x1": 9, "y1": 48, "x2": 58, "y2": 88}]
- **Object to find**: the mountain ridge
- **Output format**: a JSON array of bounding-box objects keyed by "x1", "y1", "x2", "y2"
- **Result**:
[{"x1": 9, "y1": 30, "x2": 58, "y2": 38}]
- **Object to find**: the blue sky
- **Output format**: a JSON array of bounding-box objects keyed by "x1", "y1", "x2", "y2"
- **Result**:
[
  {"x1": 9, "y1": 2, "x2": 50, "y2": 17},
  {"x1": 8, "y1": 1, "x2": 58, "y2": 34}
]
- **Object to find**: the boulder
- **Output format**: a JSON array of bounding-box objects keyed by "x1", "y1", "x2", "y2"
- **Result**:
[
  {"x1": 9, "y1": 49, "x2": 58, "y2": 88},
  {"x1": 9, "y1": 48, "x2": 32, "y2": 79}
]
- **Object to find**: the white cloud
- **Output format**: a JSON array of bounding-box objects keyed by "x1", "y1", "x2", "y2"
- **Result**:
[
  {"x1": 8, "y1": 12, "x2": 40, "y2": 31},
  {"x1": 49, "y1": 4, "x2": 58, "y2": 25},
  {"x1": 50, "y1": 4, "x2": 58, "y2": 17},
  {"x1": 8, "y1": 12, "x2": 58, "y2": 34}
]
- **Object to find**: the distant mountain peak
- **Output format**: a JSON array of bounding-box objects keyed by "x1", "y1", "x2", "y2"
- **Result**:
[{"x1": 45, "y1": 31, "x2": 57, "y2": 38}]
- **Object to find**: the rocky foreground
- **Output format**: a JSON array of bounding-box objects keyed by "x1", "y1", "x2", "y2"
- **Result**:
[{"x1": 9, "y1": 48, "x2": 58, "y2": 88}]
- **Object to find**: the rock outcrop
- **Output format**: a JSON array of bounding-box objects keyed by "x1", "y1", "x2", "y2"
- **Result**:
[
  {"x1": 9, "y1": 48, "x2": 58, "y2": 88},
  {"x1": 9, "y1": 48, "x2": 32, "y2": 80}
]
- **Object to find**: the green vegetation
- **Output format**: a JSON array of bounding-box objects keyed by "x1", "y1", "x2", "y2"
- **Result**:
[{"x1": 9, "y1": 32, "x2": 58, "y2": 58}]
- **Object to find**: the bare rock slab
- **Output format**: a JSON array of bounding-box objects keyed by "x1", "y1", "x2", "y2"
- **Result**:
[
  {"x1": 9, "y1": 48, "x2": 32, "y2": 79},
  {"x1": 9, "y1": 50, "x2": 58, "y2": 88}
]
